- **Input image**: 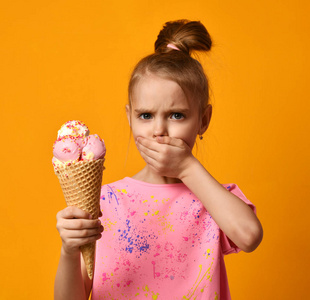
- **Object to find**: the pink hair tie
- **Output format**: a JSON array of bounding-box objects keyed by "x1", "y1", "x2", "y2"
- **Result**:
[{"x1": 167, "y1": 43, "x2": 180, "y2": 51}]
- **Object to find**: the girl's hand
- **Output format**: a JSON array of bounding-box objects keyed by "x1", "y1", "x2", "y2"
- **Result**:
[
  {"x1": 56, "y1": 206, "x2": 104, "y2": 256},
  {"x1": 136, "y1": 136, "x2": 196, "y2": 179}
]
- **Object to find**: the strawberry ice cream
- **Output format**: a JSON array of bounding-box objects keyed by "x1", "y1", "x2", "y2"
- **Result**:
[
  {"x1": 52, "y1": 120, "x2": 106, "y2": 170},
  {"x1": 53, "y1": 138, "x2": 81, "y2": 163},
  {"x1": 82, "y1": 134, "x2": 106, "y2": 161}
]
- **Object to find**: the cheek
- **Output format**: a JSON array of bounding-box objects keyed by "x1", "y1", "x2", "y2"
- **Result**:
[
  {"x1": 131, "y1": 123, "x2": 152, "y2": 140},
  {"x1": 185, "y1": 135, "x2": 198, "y2": 149},
  {"x1": 172, "y1": 126, "x2": 198, "y2": 148}
]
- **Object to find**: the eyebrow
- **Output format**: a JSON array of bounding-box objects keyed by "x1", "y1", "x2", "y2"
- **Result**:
[{"x1": 133, "y1": 108, "x2": 190, "y2": 114}]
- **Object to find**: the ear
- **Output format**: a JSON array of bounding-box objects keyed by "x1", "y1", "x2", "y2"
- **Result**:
[
  {"x1": 126, "y1": 104, "x2": 131, "y2": 127},
  {"x1": 199, "y1": 104, "x2": 212, "y2": 135}
]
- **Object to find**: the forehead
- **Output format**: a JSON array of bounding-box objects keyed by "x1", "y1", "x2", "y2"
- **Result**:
[{"x1": 131, "y1": 74, "x2": 192, "y2": 110}]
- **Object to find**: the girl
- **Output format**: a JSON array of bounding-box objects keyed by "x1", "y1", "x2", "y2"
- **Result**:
[{"x1": 55, "y1": 20, "x2": 263, "y2": 300}]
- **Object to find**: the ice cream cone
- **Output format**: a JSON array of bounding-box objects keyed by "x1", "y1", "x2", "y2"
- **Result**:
[{"x1": 55, "y1": 158, "x2": 105, "y2": 279}]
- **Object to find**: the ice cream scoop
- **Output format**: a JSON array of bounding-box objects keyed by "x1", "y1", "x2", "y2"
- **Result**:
[
  {"x1": 57, "y1": 120, "x2": 90, "y2": 140},
  {"x1": 82, "y1": 134, "x2": 106, "y2": 161},
  {"x1": 53, "y1": 137, "x2": 82, "y2": 163},
  {"x1": 52, "y1": 157, "x2": 64, "y2": 170}
]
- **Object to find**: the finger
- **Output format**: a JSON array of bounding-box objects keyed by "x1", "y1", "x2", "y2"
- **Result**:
[
  {"x1": 72, "y1": 233, "x2": 103, "y2": 247},
  {"x1": 138, "y1": 147, "x2": 160, "y2": 170},
  {"x1": 60, "y1": 218, "x2": 102, "y2": 230},
  {"x1": 136, "y1": 137, "x2": 161, "y2": 152},
  {"x1": 63, "y1": 233, "x2": 103, "y2": 251},
  {"x1": 137, "y1": 140, "x2": 159, "y2": 161},
  {"x1": 57, "y1": 206, "x2": 92, "y2": 220},
  {"x1": 62, "y1": 225, "x2": 104, "y2": 239},
  {"x1": 156, "y1": 136, "x2": 184, "y2": 147}
]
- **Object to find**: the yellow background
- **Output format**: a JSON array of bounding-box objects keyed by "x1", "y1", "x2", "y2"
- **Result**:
[{"x1": 0, "y1": 0, "x2": 309, "y2": 299}]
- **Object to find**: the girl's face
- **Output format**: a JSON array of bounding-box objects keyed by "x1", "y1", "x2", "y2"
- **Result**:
[{"x1": 127, "y1": 74, "x2": 209, "y2": 150}]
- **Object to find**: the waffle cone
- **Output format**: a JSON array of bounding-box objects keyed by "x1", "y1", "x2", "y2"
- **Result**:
[{"x1": 55, "y1": 158, "x2": 105, "y2": 279}]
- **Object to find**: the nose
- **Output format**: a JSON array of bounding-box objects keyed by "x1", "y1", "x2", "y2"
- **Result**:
[{"x1": 153, "y1": 118, "x2": 168, "y2": 138}]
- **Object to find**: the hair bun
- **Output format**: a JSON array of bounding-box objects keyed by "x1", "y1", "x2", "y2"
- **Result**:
[{"x1": 155, "y1": 19, "x2": 212, "y2": 55}]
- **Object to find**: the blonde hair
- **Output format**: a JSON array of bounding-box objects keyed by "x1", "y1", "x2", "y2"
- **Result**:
[{"x1": 128, "y1": 19, "x2": 212, "y2": 118}]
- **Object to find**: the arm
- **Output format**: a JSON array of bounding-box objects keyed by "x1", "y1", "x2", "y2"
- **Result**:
[
  {"x1": 54, "y1": 250, "x2": 90, "y2": 300},
  {"x1": 136, "y1": 136, "x2": 263, "y2": 253},
  {"x1": 179, "y1": 156, "x2": 263, "y2": 252},
  {"x1": 54, "y1": 207, "x2": 103, "y2": 300}
]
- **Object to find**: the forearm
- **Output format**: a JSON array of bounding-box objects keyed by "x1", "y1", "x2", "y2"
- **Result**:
[
  {"x1": 180, "y1": 157, "x2": 263, "y2": 252},
  {"x1": 54, "y1": 248, "x2": 88, "y2": 300}
]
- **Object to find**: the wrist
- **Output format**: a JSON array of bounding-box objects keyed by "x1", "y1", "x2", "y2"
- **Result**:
[
  {"x1": 178, "y1": 155, "x2": 200, "y2": 182},
  {"x1": 61, "y1": 246, "x2": 80, "y2": 260}
]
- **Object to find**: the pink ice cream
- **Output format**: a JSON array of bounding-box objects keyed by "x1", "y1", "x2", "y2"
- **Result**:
[
  {"x1": 53, "y1": 138, "x2": 81, "y2": 163},
  {"x1": 52, "y1": 120, "x2": 106, "y2": 170},
  {"x1": 82, "y1": 134, "x2": 106, "y2": 161}
]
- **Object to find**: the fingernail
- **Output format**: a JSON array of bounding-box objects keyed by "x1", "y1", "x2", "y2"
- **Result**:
[{"x1": 97, "y1": 220, "x2": 101, "y2": 225}]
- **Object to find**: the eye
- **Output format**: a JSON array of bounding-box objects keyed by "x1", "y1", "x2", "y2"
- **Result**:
[
  {"x1": 139, "y1": 113, "x2": 152, "y2": 120},
  {"x1": 171, "y1": 113, "x2": 184, "y2": 120}
]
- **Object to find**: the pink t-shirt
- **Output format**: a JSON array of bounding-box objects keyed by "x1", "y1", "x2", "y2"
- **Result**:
[{"x1": 92, "y1": 177, "x2": 256, "y2": 300}]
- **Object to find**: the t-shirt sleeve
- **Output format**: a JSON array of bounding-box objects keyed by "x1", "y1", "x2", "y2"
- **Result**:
[{"x1": 220, "y1": 183, "x2": 257, "y2": 255}]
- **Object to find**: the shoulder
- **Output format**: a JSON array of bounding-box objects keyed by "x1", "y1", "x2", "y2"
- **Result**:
[
  {"x1": 100, "y1": 178, "x2": 128, "y2": 194},
  {"x1": 100, "y1": 177, "x2": 145, "y2": 196}
]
